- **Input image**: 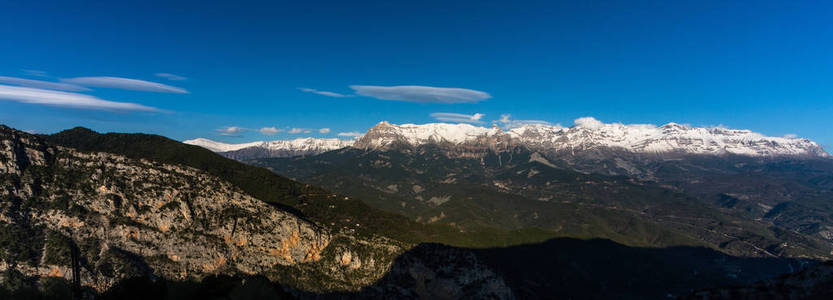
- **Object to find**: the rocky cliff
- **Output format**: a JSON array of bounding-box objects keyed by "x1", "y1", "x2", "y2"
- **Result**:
[
  {"x1": 0, "y1": 126, "x2": 334, "y2": 291},
  {"x1": 0, "y1": 125, "x2": 515, "y2": 299}
]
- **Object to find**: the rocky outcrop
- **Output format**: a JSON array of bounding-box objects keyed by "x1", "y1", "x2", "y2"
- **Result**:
[
  {"x1": 1, "y1": 127, "x2": 330, "y2": 291},
  {"x1": 363, "y1": 243, "x2": 514, "y2": 300},
  {"x1": 0, "y1": 125, "x2": 517, "y2": 298}
]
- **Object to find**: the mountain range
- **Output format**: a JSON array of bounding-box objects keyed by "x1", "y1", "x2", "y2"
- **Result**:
[
  {"x1": 3, "y1": 123, "x2": 833, "y2": 299},
  {"x1": 184, "y1": 137, "x2": 353, "y2": 160},
  {"x1": 191, "y1": 120, "x2": 833, "y2": 261},
  {"x1": 185, "y1": 119, "x2": 830, "y2": 160}
]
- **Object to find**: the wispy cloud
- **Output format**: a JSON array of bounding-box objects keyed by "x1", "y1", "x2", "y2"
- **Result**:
[
  {"x1": 319, "y1": 128, "x2": 331, "y2": 134},
  {"x1": 22, "y1": 70, "x2": 48, "y2": 77},
  {"x1": 338, "y1": 131, "x2": 363, "y2": 137},
  {"x1": 155, "y1": 73, "x2": 187, "y2": 81},
  {"x1": 259, "y1": 127, "x2": 282, "y2": 135},
  {"x1": 298, "y1": 87, "x2": 352, "y2": 98},
  {"x1": 62, "y1": 76, "x2": 188, "y2": 94},
  {"x1": 350, "y1": 85, "x2": 490, "y2": 104},
  {"x1": 0, "y1": 76, "x2": 90, "y2": 92},
  {"x1": 430, "y1": 112, "x2": 485, "y2": 124},
  {"x1": 216, "y1": 126, "x2": 246, "y2": 136},
  {"x1": 0, "y1": 84, "x2": 162, "y2": 112},
  {"x1": 497, "y1": 114, "x2": 553, "y2": 129}
]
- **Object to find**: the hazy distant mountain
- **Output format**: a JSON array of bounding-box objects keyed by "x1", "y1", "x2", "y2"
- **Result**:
[{"x1": 184, "y1": 137, "x2": 353, "y2": 160}]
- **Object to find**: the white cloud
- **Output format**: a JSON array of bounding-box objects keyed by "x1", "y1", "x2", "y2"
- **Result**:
[
  {"x1": 0, "y1": 76, "x2": 90, "y2": 92},
  {"x1": 497, "y1": 114, "x2": 553, "y2": 129},
  {"x1": 216, "y1": 126, "x2": 246, "y2": 136},
  {"x1": 0, "y1": 84, "x2": 162, "y2": 112},
  {"x1": 259, "y1": 127, "x2": 282, "y2": 135},
  {"x1": 298, "y1": 87, "x2": 352, "y2": 98},
  {"x1": 338, "y1": 131, "x2": 363, "y2": 137},
  {"x1": 783, "y1": 133, "x2": 798, "y2": 139},
  {"x1": 155, "y1": 73, "x2": 187, "y2": 81},
  {"x1": 574, "y1": 117, "x2": 604, "y2": 129},
  {"x1": 62, "y1": 76, "x2": 188, "y2": 94},
  {"x1": 350, "y1": 85, "x2": 491, "y2": 104},
  {"x1": 319, "y1": 128, "x2": 331, "y2": 134},
  {"x1": 430, "y1": 112, "x2": 485, "y2": 124},
  {"x1": 288, "y1": 128, "x2": 304, "y2": 134}
]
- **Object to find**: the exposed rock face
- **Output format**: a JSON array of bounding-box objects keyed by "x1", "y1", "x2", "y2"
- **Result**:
[
  {"x1": 372, "y1": 244, "x2": 513, "y2": 300},
  {"x1": 0, "y1": 125, "x2": 517, "y2": 298},
  {"x1": 0, "y1": 127, "x2": 330, "y2": 291},
  {"x1": 313, "y1": 243, "x2": 515, "y2": 300}
]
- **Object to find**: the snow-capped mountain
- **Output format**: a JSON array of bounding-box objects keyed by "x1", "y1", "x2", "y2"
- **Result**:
[
  {"x1": 184, "y1": 137, "x2": 354, "y2": 159},
  {"x1": 507, "y1": 120, "x2": 829, "y2": 157},
  {"x1": 354, "y1": 118, "x2": 830, "y2": 158},
  {"x1": 353, "y1": 121, "x2": 503, "y2": 148},
  {"x1": 183, "y1": 138, "x2": 265, "y2": 152},
  {"x1": 185, "y1": 118, "x2": 830, "y2": 159}
]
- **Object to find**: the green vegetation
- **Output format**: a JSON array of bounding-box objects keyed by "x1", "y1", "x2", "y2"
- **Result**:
[
  {"x1": 255, "y1": 146, "x2": 833, "y2": 257},
  {"x1": 0, "y1": 193, "x2": 46, "y2": 268},
  {"x1": 42, "y1": 127, "x2": 563, "y2": 248},
  {"x1": 1, "y1": 125, "x2": 830, "y2": 299},
  {"x1": 43, "y1": 230, "x2": 73, "y2": 266},
  {"x1": 40, "y1": 127, "x2": 833, "y2": 254}
]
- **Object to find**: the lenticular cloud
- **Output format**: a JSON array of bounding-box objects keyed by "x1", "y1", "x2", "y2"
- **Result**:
[
  {"x1": 350, "y1": 85, "x2": 490, "y2": 104},
  {"x1": 0, "y1": 84, "x2": 161, "y2": 112},
  {"x1": 62, "y1": 76, "x2": 188, "y2": 94}
]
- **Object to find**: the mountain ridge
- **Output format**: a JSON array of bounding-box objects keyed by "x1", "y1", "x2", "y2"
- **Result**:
[
  {"x1": 185, "y1": 118, "x2": 830, "y2": 160},
  {"x1": 3, "y1": 124, "x2": 829, "y2": 299}
]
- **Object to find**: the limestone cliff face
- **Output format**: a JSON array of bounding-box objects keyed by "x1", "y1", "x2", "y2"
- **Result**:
[
  {"x1": 0, "y1": 126, "x2": 515, "y2": 299},
  {"x1": 0, "y1": 127, "x2": 330, "y2": 291}
]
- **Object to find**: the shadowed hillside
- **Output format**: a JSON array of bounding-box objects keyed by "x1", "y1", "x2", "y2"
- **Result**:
[{"x1": 303, "y1": 238, "x2": 812, "y2": 300}]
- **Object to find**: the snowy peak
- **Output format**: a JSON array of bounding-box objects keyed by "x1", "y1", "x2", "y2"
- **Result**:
[
  {"x1": 185, "y1": 119, "x2": 829, "y2": 159},
  {"x1": 184, "y1": 137, "x2": 353, "y2": 158},
  {"x1": 183, "y1": 138, "x2": 264, "y2": 153},
  {"x1": 354, "y1": 119, "x2": 830, "y2": 158},
  {"x1": 354, "y1": 121, "x2": 503, "y2": 149},
  {"x1": 260, "y1": 137, "x2": 354, "y2": 150}
]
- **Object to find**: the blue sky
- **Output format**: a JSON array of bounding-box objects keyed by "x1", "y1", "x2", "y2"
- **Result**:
[{"x1": 1, "y1": 1, "x2": 831, "y2": 150}]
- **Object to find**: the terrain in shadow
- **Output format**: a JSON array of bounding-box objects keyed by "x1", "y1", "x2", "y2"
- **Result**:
[
  {"x1": 307, "y1": 237, "x2": 815, "y2": 299},
  {"x1": 1, "y1": 237, "x2": 817, "y2": 300}
]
